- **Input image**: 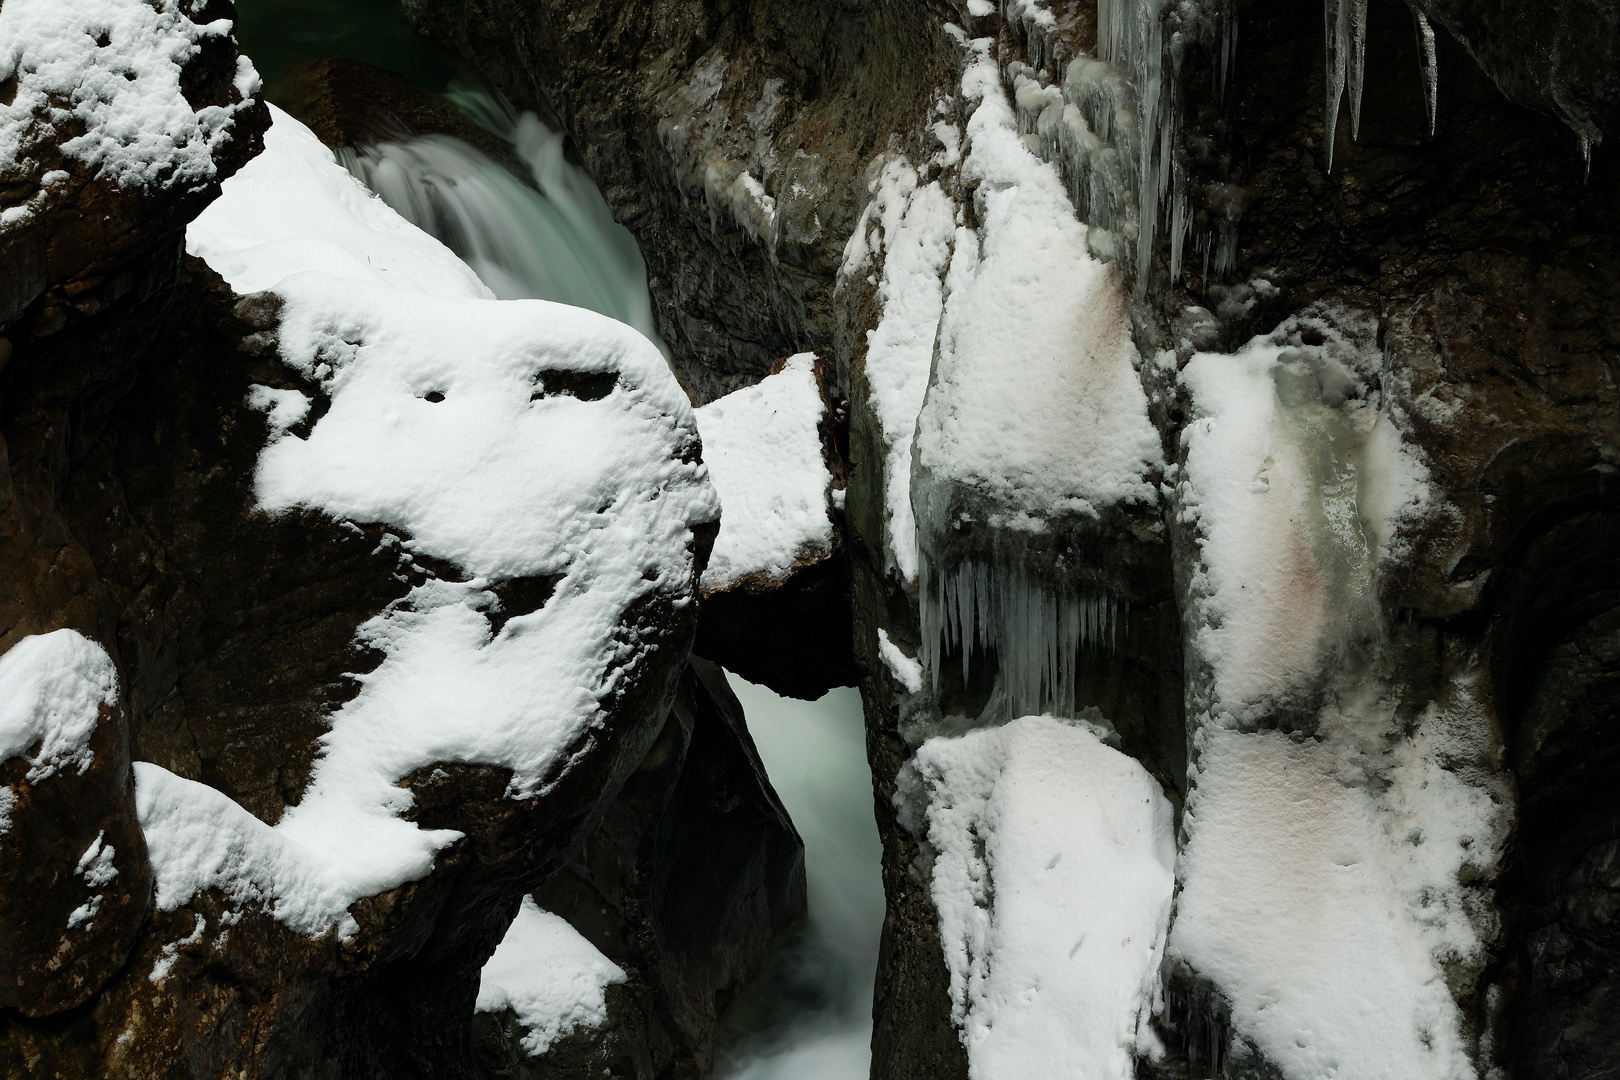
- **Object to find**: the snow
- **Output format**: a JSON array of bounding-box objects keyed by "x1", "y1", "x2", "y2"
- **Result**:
[
  {"x1": 694, "y1": 352, "x2": 832, "y2": 591},
  {"x1": 0, "y1": 630, "x2": 118, "y2": 784},
  {"x1": 912, "y1": 39, "x2": 1161, "y2": 531},
  {"x1": 1174, "y1": 315, "x2": 1431, "y2": 717},
  {"x1": 840, "y1": 154, "x2": 956, "y2": 582},
  {"x1": 877, "y1": 629, "x2": 924, "y2": 695},
  {"x1": 146, "y1": 105, "x2": 719, "y2": 938},
  {"x1": 1169, "y1": 707, "x2": 1504, "y2": 1080},
  {"x1": 476, "y1": 895, "x2": 626, "y2": 1057},
  {"x1": 0, "y1": 0, "x2": 259, "y2": 188},
  {"x1": 188, "y1": 105, "x2": 491, "y2": 300},
  {"x1": 903, "y1": 714, "x2": 1176, "y2": 1080}
]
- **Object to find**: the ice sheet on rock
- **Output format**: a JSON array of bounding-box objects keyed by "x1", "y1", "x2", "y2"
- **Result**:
[
  {"x1": 905, "y1": 714, "x2": 1175, "y2": 1080},
  {"x1": 913, "y1": 40, "x2": 1161, "y2": 528},
  {"x1": 1170, "y1": 704, "x2": 1505, "y2": 1080},
  {"x1": 0, "y1": 0, "x2": 259, "y2": 191},
  {"x1": 695, "y1": 352, "x2": 832, "y2": 591},
  {"x1": 840, "y1": 153, "x2": 956, "y2": 582},
  {"x1": 1175, "y1": 316, "x2": 1431, "y2": 717},
  {"x1": 0, "y1": 630, "x2": 118, "y2": 784},
  {"x1": 477, "y1": 895, "x2": 626, "y2": 1057},
  {"x1": 188, "y1": 105, "x2": 491, "y2": 300},
  {"x1": 153, "y1": 106, "x2": 719, "y2": 936}
]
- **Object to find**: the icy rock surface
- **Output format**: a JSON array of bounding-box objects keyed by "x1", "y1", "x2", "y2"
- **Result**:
[
  {"x1": 903, "y1": 714, "x2": 1175, "y2": 1079},
  {"x1": 138, "y1": 105, "x2": 718, "y2": 937},
  {"x1": 0, "y1": 0, "x2": 260, "y2": 194},
  {"x1": 695, "y1": 351, "x2": 832, "y2": 591},
  {"x1": 477, "y1": 895, "x2": 627, "y2": 1057},
  {"x1": 1166, "y1": 310, "x2": 1507, "y2": 1080},
  {"x1": 912, "y1": 37, "x2": 1161, "y2": 720}
]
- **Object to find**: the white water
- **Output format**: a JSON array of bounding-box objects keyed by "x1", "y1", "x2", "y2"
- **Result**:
[
  {"x1": 339, "y1": 93, "x2": 663, "y2": 348},
  {"x1": 718, "y1": 674, "x2": 883, "y2": 1080}
]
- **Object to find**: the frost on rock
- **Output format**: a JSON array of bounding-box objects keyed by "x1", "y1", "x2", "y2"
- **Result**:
[
  {"x1": 0, "y1": 0, "x2": 260, "y2": 194},
  {"x1": 144, "y1": 105, "x2": 719, "y2": 938},
  {"x1": 902, "y1": 714, "x2": 1175, "y2": 1080},
  {"x1": 476, "y1": 896, "x2": 627, "y2": 1057},
  {"x1": 0, "y1": 630, "x2": 119, "y2": 785},
  {"x1": 840, "y1": 150, "x2": 956, "y2": 582},
  {"x1": 695, "y1": 351, "x2": 833, "y2": 592},
  {"x1": 1165, "y1": 308, "x2": 1508, "y2": 1079},
  {"x1": 913, "y1": 39, "x2": 1161, "y2": 720}
]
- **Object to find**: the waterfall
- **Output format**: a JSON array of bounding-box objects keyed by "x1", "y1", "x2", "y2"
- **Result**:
[
  {"x1": 338, "y1": 92, "x2": 663, "y2": 348},
  {"x1": 717, "y1": 673, "x2": 883, "y2": 1080}
]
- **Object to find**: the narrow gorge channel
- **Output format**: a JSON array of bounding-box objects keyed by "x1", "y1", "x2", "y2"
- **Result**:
[{"x1": 0, "y1": 0, "x2": 1615, "y2": 1078}]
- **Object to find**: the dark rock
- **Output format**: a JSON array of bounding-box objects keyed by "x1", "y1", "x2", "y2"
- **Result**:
[
  {"x1": 273, "y1": 55, "x2": 519, "y2": 166},
  {"x1": 518, "y1": 657, "x2": 806, "y2": 1079}
]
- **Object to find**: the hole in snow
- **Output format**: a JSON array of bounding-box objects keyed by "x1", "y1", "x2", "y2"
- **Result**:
[
  {"x1": 532, "y1": 370, "x2": 617, "y2": 402},
  {"x1": 422, "y1": 390, "x2": 446, "y2": 403},
  {"x1": 93, "y1": 29, "x2": 111, "y2": 48},
  {"x1": 484, "y1": 574, "x2": 563, "y2": 635}
]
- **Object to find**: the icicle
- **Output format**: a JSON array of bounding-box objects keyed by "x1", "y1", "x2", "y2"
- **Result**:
[
  {"x1": 1347, "y1": 0, "x2": 1368, "y2": 140},
  {"x1": 1579, "y1": 133, "x2": 1594, "y2": 180},
  {"x1": 920, "y1": 555, "x2": 1124, "y2": 719},
  {"x1": 1323, "y1": 0, "x2": 1347, "y2": 172},
  {"x1": 1413, "y1": 10, "x2": 1438, "y2": 136}
]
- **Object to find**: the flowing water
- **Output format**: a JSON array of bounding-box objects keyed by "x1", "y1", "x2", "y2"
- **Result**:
[
  {"x1": 720, "y1": 675, "x2": 884, "y2": 1080},
  {"x1": 338, "y1": 93, "x2": 663, "y2": 346}
]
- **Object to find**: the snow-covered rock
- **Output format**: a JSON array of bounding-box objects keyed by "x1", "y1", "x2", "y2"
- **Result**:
[
  {"x1": 477, "y1": 896, "x2": 627, "y2": 1056},
  {"x1": 695, "y1": 351, "x2": 833, "y2": 592}
]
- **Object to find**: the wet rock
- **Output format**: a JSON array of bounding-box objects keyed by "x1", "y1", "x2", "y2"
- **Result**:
[{"x1": 520, "y1": 657, "x2": 807, "y2": 1078}]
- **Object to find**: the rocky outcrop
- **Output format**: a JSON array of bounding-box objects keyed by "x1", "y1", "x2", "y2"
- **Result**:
[{"x1": 0, "y1": 6, "x2": 805, "y2": 1078}]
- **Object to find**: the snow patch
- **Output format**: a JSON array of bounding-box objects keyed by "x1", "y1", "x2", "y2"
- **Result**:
[
  {"x1": 841, "y1": 153, "x2": 956, "y2": 582},
  {"x1": 188, "y1": 105, "x2": 491, "y2": 300},
  {"x1": 877, "y1": 629, "x2": 924, "y2": 695},
  {"x1": 477, "y1": 896, "x2": 626, "y2": 1057},
  {"x1": 905, "y1": 714, "x2": 1175, "y2": 1079},
  {"x1": 0, "y1": 630, "x2": 118, "y2": 784},
  {"x1": 0, "y1": 0, "x2": 259, "y2": 188},
  {"x1": 695, "y1": 352, "x2": 832, "y2": 591}
]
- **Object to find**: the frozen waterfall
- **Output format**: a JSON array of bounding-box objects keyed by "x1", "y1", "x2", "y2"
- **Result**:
[{"x1": 339, "y1": 91, "x2": 663, "y2": 347}]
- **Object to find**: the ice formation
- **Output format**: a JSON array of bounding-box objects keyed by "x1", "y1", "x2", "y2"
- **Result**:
[
  {"x1": 341, "y1": 93, "x2": 661, "y2": 345},
  {"x1": 840, "y1": 153, "x2": 956, "y2": 582},
  {"x1": 141, "y1": 104, "x2": 718, "y2": 939},
  {"x1": 1165, "y1": 311, "x2": 1505, "y2": 1079},
  {"x1": 912, "y1": 38, "x2": 1160, "y2": 720},
  {"x1": 0, "y1": 0, "x2": 260, "y2": 194},
  {"x1": 1173, "y1": 312, "x2": 1430, "y2": 715},
  {"x1": 0, "y1": 630, "x2": 119, "y2": 785},
  {"x1": 476, "y1": 896, "x2": 627, "y2": 1057},
  {"x1": 694, "y1": 352, "x2": 833, "y2": 591},
  {"x1": 903, "y1": 714, "x2": 1175, "y2": 1080}
]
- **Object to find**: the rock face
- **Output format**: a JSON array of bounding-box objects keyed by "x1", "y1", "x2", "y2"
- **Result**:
[
  {"x1": 408, "y1": 0, "x2": 1618, "y2": 1077},
  {"x1": 402, "y1": 0, "x2": 957, "y2": 403}
]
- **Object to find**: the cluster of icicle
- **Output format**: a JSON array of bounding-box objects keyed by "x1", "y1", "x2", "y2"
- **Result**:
[
  {"x1": 1006, "y1": 0, "x2": 1240, "y2": 293},
  {"x1": 1323, "y1": 0, "x2": 1438, "y2": 171},
  {"x1": 1006, "y1": 0, "x2": 1452, "y2": 289},
  {"x1": 920, "y1": 555, "x2": 1124, "y2": 720}
]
